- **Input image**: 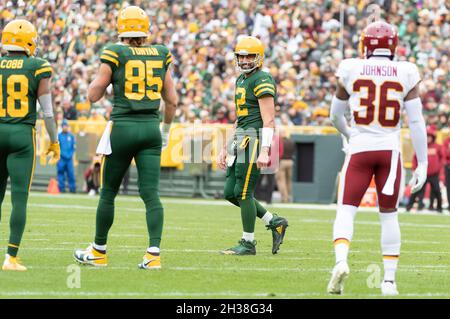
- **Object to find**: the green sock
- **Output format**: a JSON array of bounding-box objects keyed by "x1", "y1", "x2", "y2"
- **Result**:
[
  {"x1": 254, "y1": 199, "x2": 267, "y2": 219},
  {"x1": 238, "y1": 198, "x2": 257, "y2": 233},
  {"x1": 8, "y1": 192, "x2": 28, "y2": 257},
  {"x1": 142, "y1": 192, "x2": 164, "y2": 248},
  {"x1": 95, "y1": 189, "x2": 116, "y2": 246}
]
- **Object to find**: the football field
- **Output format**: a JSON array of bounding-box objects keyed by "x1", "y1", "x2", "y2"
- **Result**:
[{"x1": 0, "y1": 192, "x2": 449, "y2": 299}]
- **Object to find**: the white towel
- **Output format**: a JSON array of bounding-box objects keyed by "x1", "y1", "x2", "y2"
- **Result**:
[
  {"x1": 381, "y1": 150, "x2": 399, "y2": 196},
  {"x1": 96, "y1": 121, "x2": 113, "y2": 155}
]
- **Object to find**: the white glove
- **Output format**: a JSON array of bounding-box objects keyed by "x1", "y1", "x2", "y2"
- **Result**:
[
  {"x1": 161, "y1": 123, "x2": 171, "y2": 150},
  {"x1": 409, "y1": 162, "x2": 427, "y2": 194}
]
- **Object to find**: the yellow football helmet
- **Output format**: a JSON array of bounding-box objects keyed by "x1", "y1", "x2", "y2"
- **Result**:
[
  {"x1": 1, "y1": 19, "x2": 38, "y2": 56},
  {"x1": 234, "y1": 36, "x2": 265, "y2": 73},
  {"x1": 117, "y1": 6, "x2": 149, "y2": 38}
]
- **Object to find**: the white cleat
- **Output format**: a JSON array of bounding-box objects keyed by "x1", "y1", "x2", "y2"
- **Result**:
[
  {"x1": 327, "y1": 261, "x2": 350, "y2": 294},
  {"x1": 381, "y1": 281, "x2": 399, "y2": 296}
]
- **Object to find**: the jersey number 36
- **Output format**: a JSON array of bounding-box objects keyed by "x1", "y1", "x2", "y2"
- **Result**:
[{"x1": 353, "y1": 79, "x2": 403, "y2": 127}]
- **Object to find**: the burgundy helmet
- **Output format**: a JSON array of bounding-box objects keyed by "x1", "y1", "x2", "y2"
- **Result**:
[{"x1": 359, "y1": 21, "x2": 398, "y2": 59}]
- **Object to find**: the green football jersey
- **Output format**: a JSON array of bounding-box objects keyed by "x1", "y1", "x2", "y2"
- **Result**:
[
  {"x1": 0, "y1": 55, "x2": 52, "y2": 126},
  {"x1": 234, "y1": 69, "x2": 277, "y2": 131},
  {"x1": 100, "y1": 43, "x2": 173, "y2": 121}
]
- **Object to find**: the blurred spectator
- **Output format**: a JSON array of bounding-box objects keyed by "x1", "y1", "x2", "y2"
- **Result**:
[
  {"x1": 57, "y1": 120, "x2": 76, "y2": 193},
  {"x1": 276, "y1": 129, "x2": 295, "y2": 203},
  {"x1": 0, "y1": 1, "x2": 447, "y2": 125},
  {"x1": 407, "y1": 128, "x2": 444, "y2": 212},
  {"x1": 443, "y1": 131, "x2": 450, "y2": 213},
  {"x1": 84, "y1": 156, "x2": 101, "y2": 196},
  {"x1": 62, "y1": 100, "x2": 77, "y2": 120}
]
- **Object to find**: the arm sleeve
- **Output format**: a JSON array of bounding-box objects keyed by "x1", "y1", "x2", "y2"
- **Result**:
[
  {"x1": 330, "y1": 96, "x2": 351, "y2": 139},
  {"x1": 253, "y1": 75, "x2": 276, "y2": 98},
  {"x1": 405, "y1": 97, "x2": 427, "y2": 164},
  {"x1": 100, "y1": 46, "x2": 120, "y2": 71},
  {"x1": 35, "y1": 59, "x2": 52, "y2": 81}
]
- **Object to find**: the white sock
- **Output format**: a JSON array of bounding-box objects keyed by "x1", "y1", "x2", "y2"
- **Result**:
[
  {"x1": 333, "y1": 204, "x2": 357, "y2": 264},
  {"x1": 93, "y1": 243, "x2": 106, "y2": 251},
  {"x1": 242, "y1": 232, "x2": 254, "y2": 242},
  {"x1": 147, "y1": 246, "x2": 160, "y2": 254},
  {"x1": 379, "y1": 212, "x2": 401, "y2": 282},
  {"x1": 262, "y1": 212, "x2": 274, "y2": 225}
]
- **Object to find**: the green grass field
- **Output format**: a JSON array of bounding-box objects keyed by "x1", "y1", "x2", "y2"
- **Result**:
[{"x1": 0, "y1": 192, "x2": 449, "y2": 299}]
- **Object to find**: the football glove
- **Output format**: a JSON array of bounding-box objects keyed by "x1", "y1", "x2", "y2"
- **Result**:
[
  {"x1": 46, "y1": 142, "x2": 60, "y2": 165},
  {"x1": 409, "y1": 162, "x2": 427, "y2": 194}
]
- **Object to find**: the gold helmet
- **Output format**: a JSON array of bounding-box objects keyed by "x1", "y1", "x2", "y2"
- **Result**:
[
  {"x1": 1, "y1": 19, "x2": 38, "y2": 56},
  {"x1": 234, "y1": 36, "x2": 264, "y2": 73},
  {"x1": 117, "y1": 6, "x2": 149, "y2": 38}
]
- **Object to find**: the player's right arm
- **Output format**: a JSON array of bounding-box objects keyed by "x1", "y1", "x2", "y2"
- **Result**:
[
  {"x1": 330, "y1": 60, "x2": 355, "y2": 141},
  {"x1": 404, "y1": 83, "x2": 428, "y2": 193},
  {"x1": 330, "y1": 82, "x2": 353, "y2": 141},
  {"x1": 217, "y1": 121, "x2": 237, "y2": 170},
  {"x1": 88, "y1": 63, "x2": 112, "y2": 103},
  {"x1": 36, "y1": 68, "x2": 60, "y2": 164}
]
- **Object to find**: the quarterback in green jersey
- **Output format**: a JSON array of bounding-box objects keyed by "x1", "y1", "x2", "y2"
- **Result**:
[
  {"x1": 217, "y1": 36, "x2": 288, "y2": 255},
  {"x1": 0, "y1": 19, "x2": 60, "y2": 271},
  {"x1": 74, "y1": 6, "x2": 178, "y2": 269}
]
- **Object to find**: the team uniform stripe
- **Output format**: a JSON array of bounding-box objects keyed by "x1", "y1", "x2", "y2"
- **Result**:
[
  {"x1": 102, "y1": 49, "x2": 118, "y2": 58},
  {"x1": 8, "y1": 243, "x2": 19, "y2": 248},
  {"x1": 333, "y1": 238, "x2": 350, "y2": 246},
  {"x1": 242, "y1": 139, "x2": 259, "y2": 200},
  {"x1": 338, "y1": 154, "x2": 351, "y2": 205},
  {"x1": 28, "y1": 128, "x2": 36, "y2": 192},
  {"x1": 34, "y1": 67, "x2": 52, "y2": 77},
  {"x1": 100, "y1": 55, "x2": 119, "y2": 67},
  {"x1": 100, "y1": 156, "x2": 106, "y2": 188},
  {"x1": 253, "y1": 83, "x2": 275, "y2": 93},
  {"x1": 166, "y1": 57, "x2": 173, "y2": 65},
  {"x1": 383, "y1": 255, "x2": 400, "y2": 260},
  {"x1": 255, "y1": 88, "x2": 275, "y2": 97}
]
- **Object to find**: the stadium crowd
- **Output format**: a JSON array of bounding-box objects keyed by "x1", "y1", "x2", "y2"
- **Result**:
[{"x1": 0, "y1": 0, "x2": 448, "y2": 128}]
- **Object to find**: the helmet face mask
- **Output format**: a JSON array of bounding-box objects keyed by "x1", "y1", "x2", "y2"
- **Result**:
[
  {"x1": 235, "y1": 52, "x2": 261, "y2": 73},
  {"x1": 234, "y1": 36, "x2": 265, "y2": 74}
]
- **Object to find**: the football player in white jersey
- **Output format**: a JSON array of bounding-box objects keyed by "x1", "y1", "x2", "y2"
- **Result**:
[{"x1": 327, "y1": 21, "x2": 428, "y2": 296}]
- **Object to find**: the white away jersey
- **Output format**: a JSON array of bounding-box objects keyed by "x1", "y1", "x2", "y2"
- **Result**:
[{"x1": 336, "y1": 57, "x2": 421, "y2": 154}]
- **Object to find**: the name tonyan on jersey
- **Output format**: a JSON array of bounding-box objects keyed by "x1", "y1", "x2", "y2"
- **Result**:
[
  {"x1": 130, "y1": 47, "x2": 159, "y2": 56},
  {"x1": 360, "y1": 65, "x2": 397, "y2": 77}
]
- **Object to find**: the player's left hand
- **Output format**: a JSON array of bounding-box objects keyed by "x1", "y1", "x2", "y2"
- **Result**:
[
  {"x1": 46, "y1": 142, "x2": 60, "y2": 165},
  {"x1": 257, "y1": 147, "x2": 270, "y2": 169}
]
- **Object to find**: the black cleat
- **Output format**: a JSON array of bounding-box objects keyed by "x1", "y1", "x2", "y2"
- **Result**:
[{"x1": 266, "y1": 214, "x2": 288, "y2": 254}]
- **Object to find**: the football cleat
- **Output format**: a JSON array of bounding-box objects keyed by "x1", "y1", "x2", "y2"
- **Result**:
[
  {"x1": 73, "y1": 244, "x2": 107, "y2": 267},
  {"x1": 2, "y1": 254, "x2": 27, "y2": 271},
  {"x1": 138, "y1": 252, "x2": 161, "y2": 270},
  {"x1": 266, "y1": 214, "x2": 288, "y2": 254},
  {"x1": 381, "y1": 281, "x2": 399, "y2": 296},
  {"x1": 220, "y1": 239, "x2": 256, "y2": 256},
  {"x1": 327, "y1": 261, "x2": 350, "y2": 294}
]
